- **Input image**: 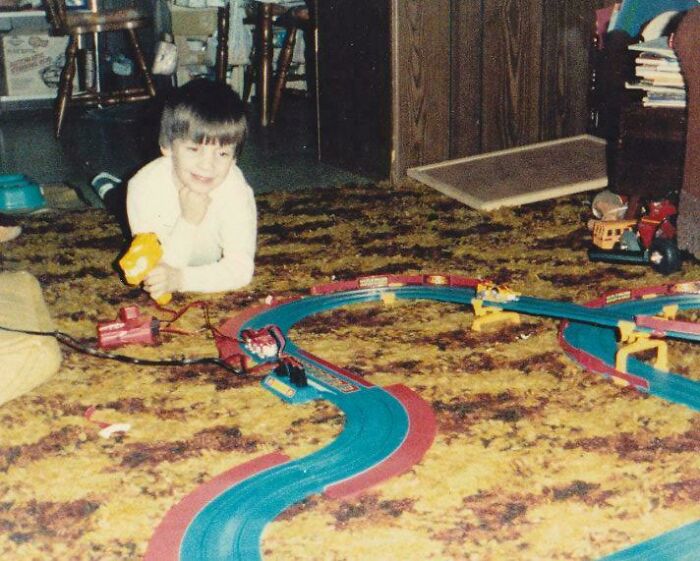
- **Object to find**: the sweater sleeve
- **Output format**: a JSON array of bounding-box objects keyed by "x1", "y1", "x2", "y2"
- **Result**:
[
  {"x1": 126, "y1": 158, "x2": 181, "y2": 243},
  {"x1": 126, "y1": 158, "x2": 206, "y2": 268},
  {"x1": 178, "y1": 184, "x2": 257, "y2": 293},
  {"x1": 126, "y1": 165, "x2": 158, "y2": 236}
]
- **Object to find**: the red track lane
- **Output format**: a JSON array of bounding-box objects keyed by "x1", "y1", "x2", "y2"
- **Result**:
[
  {"x1": 144, "y1": 452, "x2": 290, "y2": 561},
  {"x1": 324, "y1": 383, "x2": 437, "y2": 499},
  {"x1": 557, "y1": 323, "x2": 650, "y2": 390},
  {"x1": 635, "y1": 314, "x2": 700, "y2": 335}
]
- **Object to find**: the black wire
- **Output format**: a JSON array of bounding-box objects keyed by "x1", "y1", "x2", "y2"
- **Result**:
[{"x1": 0, "y1": 324, "x2": 245, "y2": 377}]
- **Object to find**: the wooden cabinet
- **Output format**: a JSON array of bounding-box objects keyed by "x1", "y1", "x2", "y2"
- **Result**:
[
  {"x1": 316, "y1": 0, "x2": 611, "y2": 182},
  {"x1": 315, "y1": 0, "x2": 392, "y2": 180},
  {"x1": 612, "y1": 103, "x2": 686, "y2": 198}
]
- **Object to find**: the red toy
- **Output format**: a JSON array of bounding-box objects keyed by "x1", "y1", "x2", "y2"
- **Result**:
[
  {"x1": 588, "y1": 196, "x2": 681, "y2": 274},
  {"x1": 240, "y1": 325, "x2": 285, "y2": 359},
  {"x1": 97, "y1": 306, "x2": 160, "y2": 349}
]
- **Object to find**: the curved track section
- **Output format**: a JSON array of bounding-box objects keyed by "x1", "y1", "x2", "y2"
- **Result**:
[
  {"x1": 145, "y1": 274, "x2": 700, "y2": 561},
  {"x1": 180, "y1": 386, "x2": 410, "y2": 561}
]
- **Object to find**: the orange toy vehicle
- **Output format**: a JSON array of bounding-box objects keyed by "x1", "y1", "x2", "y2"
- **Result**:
[
  {"x1": 588, "y1": 198, "x2": 681, "y2": 274},
  {"x1": 590, "y1": 220, "x2": 638, "y2": 250}
]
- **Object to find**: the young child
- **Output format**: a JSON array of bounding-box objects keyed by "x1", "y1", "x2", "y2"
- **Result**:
[{"x1": 97, "y1": 78, "x2": 256, "y2": 301}]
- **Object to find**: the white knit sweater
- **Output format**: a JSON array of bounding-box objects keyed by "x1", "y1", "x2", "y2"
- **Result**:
[{"x1": 126, "y1": 156, "x2": 257, "y2": 293}]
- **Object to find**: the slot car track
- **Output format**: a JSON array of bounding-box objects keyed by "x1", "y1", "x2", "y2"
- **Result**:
[{"x1": 146, "y1": 274, "x2": 700, "y2": 561}]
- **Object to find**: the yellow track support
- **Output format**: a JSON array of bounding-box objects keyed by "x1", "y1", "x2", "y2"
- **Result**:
[
  {"x1": 471, "y1": 299, "x2": 520, "y2": 332},
  {"x1": 380, "y1": 292, "x2": 397, "y2": 306},
  {"x1": 615, "y1": 320, "x2": 668, "y2": 373},
  {"x1": 661, "y1": 304, "x2": 678, "y2": 320}
]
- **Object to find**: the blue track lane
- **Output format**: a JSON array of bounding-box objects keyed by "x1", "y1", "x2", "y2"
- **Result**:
[
  {"x1": 598, "y1": 521, "x2": 700, "y2": 561},
  {"x1": 561, "y1": 296, "x2": 700, "y2": 411},
  {"x1": 177, "y1": 283, "x2": 700, "y2": 561},
  {"x1": 180, "y1": 374, "x2": 410, "y2": 561}
]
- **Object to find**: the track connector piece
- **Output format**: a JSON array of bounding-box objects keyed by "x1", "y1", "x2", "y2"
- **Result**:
[
  {"x1": 471, "y1": 298, "x2": 520, "y2": 332},
  {"x1": 616, "y1": 320, "x2": 668, "y2": 373}
]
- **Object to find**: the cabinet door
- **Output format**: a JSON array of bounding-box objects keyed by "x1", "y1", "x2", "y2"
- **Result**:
[
  {"x1": 316, "y1": 0, "x2": 392, "y2": 179},
  {"x1": 613, "y1": 105, "x2": 686, "y2": 197}
]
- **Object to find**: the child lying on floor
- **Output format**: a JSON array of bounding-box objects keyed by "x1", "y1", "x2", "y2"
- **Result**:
[{"x1": 94, "y1": 79, "x2": 257, "y2": 301}]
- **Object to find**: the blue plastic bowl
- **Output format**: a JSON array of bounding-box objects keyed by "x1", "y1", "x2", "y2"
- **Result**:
[{"x1": 0, "y1": 174, "x2": 46, "y2": 212}]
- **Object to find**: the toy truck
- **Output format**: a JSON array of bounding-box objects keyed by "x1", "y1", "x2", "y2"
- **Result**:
[{"x1": 588, "y1": 198, "x2": 681, "y2": 274}]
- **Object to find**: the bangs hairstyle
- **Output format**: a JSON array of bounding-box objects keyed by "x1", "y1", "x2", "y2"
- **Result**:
[{"x1": 159, "y1": 78, "x2": 248, "y2": 159}]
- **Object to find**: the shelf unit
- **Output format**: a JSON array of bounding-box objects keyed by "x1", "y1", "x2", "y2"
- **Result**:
[{"x1": 0, "y1": 9, "x2": 46, "y2": 30}]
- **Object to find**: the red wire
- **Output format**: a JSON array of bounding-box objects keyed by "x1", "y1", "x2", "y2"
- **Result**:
[
  {"x1": 149, "y1": 300, "x2": 280, "y2": 375},
  {"x1": 147, "y1": 300, "x2": 232, "y2": 341}
]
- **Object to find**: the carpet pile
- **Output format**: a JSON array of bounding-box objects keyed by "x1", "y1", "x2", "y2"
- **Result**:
[{"x1": 0, "y1": 180, "x2": 699, "y2": 560}]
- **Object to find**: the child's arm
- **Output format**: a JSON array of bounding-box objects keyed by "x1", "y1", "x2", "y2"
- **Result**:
[
  {"x1": 136, "y1": 211, "x2": 254, "y2": 297},
  {"x1": 175, "y1": 188, "x2": 257, "y2": 293},
  {"x1": 126, "y1": 159, "x2": 199, "y2": 268},
  {"x1": 143, "y1": 263, "x2": 183, "y2": 301}
]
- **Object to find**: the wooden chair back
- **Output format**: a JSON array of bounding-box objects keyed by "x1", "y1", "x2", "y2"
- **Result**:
[
  {"x1": 43, "y1": 0, "x2": 68, "y2": 32},
  {"x1": 43, "y1": 0, "x2": 156, "y2": 137}
]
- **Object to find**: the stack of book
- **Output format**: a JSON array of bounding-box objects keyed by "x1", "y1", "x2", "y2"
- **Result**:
[{"x1": 626, "y1": 35, "x2": 686, "y2": 108}]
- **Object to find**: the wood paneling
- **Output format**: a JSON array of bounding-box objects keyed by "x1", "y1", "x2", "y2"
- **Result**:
[
  {"x1": 450, "y1": 0, "x2": 484, "y2": 157},
  {"x1": 317, "y1": 0, "x2": 615, "y2": 180},
  {"x1": 392, "y1": 0, "x2": 451, "y2": 179},
  {"x1": 481, "y1": 0, "x2": 543, "y2": 152},
  {"x1": 540, "y1": 1, "x2": 600, "y2": 139}
]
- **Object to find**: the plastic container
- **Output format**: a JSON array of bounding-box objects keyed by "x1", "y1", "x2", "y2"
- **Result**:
[{"x1": 0, "y1": 174, "x2": 46, "y2": 212}]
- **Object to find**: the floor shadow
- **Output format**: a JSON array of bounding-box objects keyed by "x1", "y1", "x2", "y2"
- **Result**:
[{"x1": 0, "y1": 93, "x2": 369, "y2": 203}]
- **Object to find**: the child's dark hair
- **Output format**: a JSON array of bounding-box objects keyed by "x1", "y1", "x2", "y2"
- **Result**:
[{"x1": 159, "y1": 78, "x2": 248, "y2": 158}]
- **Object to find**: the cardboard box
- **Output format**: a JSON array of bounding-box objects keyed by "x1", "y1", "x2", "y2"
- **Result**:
[
  {"x1": 0, "y1": 32, "x2": 69, "y2": 97},
  {"x1": 170, "y1": 6, "x2": 219, "y2": 37},
  {"x1": 174, "y1": 35, "x2": 209, "y2": 68},
  {"x1": 175, "y1": 64, "x2": 209, "y2": 87}
]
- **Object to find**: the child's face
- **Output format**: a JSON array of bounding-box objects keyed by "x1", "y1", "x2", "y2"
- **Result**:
[{"x1": 162, "y1": 139, "x2": 236, "y2": 194}]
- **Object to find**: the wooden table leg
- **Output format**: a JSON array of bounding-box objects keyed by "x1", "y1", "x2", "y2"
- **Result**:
[
  {"x1": 215, "y1": 5, "x2": 230, "y2": 83},
  {"x1": 257, "y1": 2, "x2": 273, "y2": 126},
  {"x1": 55, "y1": 36, "x2": 79, "y2": 138}
]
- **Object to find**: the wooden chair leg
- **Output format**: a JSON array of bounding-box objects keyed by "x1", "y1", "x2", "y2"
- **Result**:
[
  {"x1": 215, "y1": 5, "x2": 229, "y2": 83},
  {"x1": 241, "y1": 22, "x2": 256, "y2": 103},
  {"x1": 242, "y1": 62, "x2": 255, "y2": 103},
  {"x1": 270, "y1": 26, "x2": 297, "y2": 125},
  {"x1": 55, "y1": 35, "x2": 79, "y2": 138},
  {"x1": 257, "y1": 2, "x2": 274, "y2": 126},
  {"x1": 127, "y1": 29, "x2": 156, "y2": 97}
]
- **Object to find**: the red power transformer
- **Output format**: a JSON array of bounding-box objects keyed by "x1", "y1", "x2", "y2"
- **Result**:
[{"x1": 97, "y1": 306, "x2": 160, "y2": 349}]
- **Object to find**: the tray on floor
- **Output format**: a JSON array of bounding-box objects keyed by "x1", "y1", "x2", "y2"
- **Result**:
[{"x1": 407, "y1": 135, "x2": 608, "y2": 211}]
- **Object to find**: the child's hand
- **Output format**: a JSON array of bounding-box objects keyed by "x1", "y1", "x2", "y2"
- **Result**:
[
  {"x1": 143, "y1": 264, "x2": 183, "y2": 300},
  {"x1": 179, "y1": 186, "x2": 211, "y2": 225}
]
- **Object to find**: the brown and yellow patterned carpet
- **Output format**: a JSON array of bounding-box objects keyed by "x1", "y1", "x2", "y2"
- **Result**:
[{"x1": 1, "y1": 180, "x2": 700, "y2": 560}]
